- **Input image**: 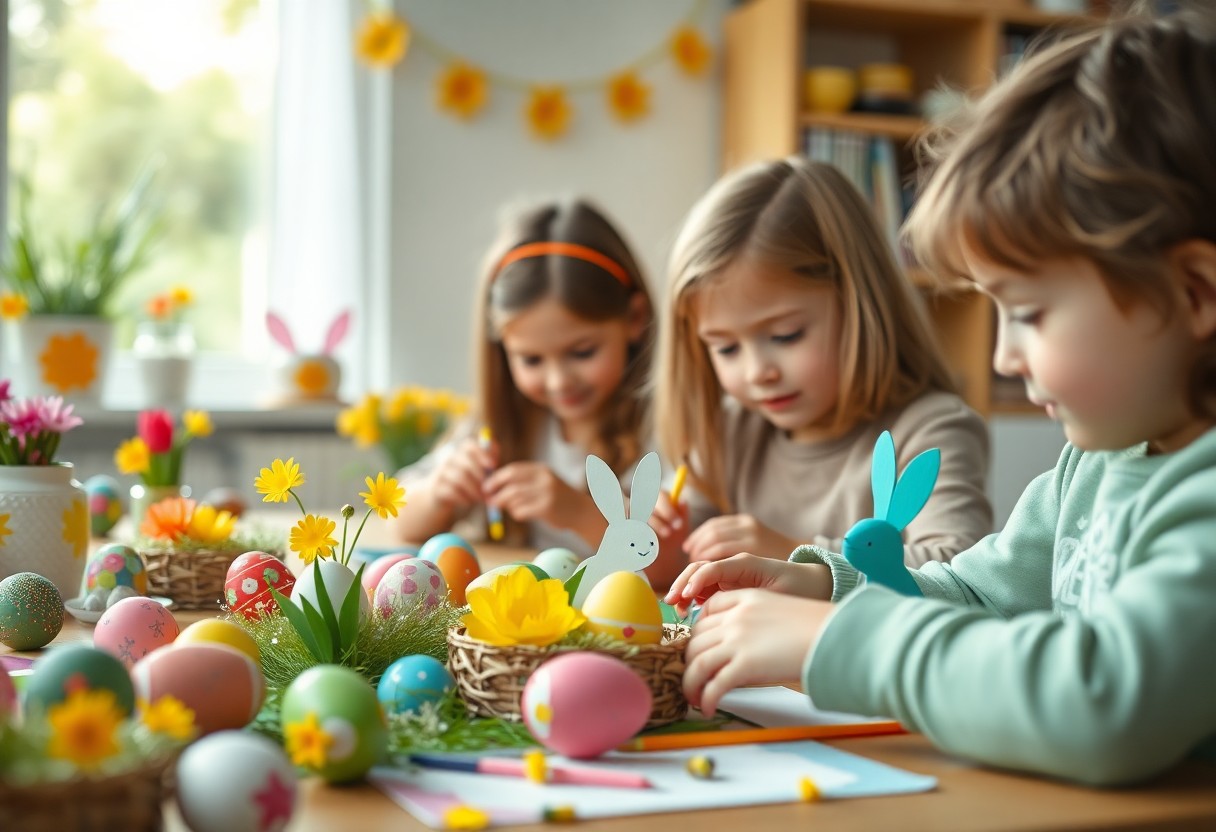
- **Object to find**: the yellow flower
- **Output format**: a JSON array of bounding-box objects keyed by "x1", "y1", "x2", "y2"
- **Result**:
[
  {"x1": 183, "y1": 410, "x2": 213, "y2": 437},
  {"x1": 139, "y1": 695, "x2": 196, "y2": 741},
  {"x1": 336, "y1": 398, "x2": 381, "y2": 448},
  {"x1": 284, "y1": 711, "x2": 332, "y2": 769},
  {"x1": 437, "y1": 62, "x2": 489, "y2": 120},
  {"x1": 115, "y1": 437, "x2": 151, "y2": 476},
  {"x1": 526, "y1": 86, "x2": 571, "y2": 141},
  {"x1": 0, "y1": 292, "x2": 28, "y2": 321},
  {"x1": 47, "y1": 689, "x2": 123, "y2": 770},
  {"x1": 355, "y1": 12, "x2": 410, "y2": 68},
  {"x1": 360, "y1": 472, "x2": 406, "y2": 520},
  {"x1": 187, "y1": 503, "x2": 237, "y2": 543},
  {"x1": 607, "y1": 72, "x2": 650, "y2": 123},
  {"x1": 169, "y1": 285, "x2": 194, "y2": 306},
  {"x1": 291, "y1": 514, "x2": 337, "y2": 565},
  {"x1": 461, "y1": 568, "x2": 586, "y2": 647},
  {"x1": 443, "y1": 805, "x2": 490, "y2": 831},
  {"x1": 62, "y1": 499, "x2": 89, "y2": 559},
  {"x1": 671, "y1": 26, "x2": 712, "y2": 76},
  {"x1": 256, "y1": 457, "x2": 305, "y2": 503}
]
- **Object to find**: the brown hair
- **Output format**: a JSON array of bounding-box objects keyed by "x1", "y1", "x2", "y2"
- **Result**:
[
  {"x1": 472, "y1": 198, "x2": 655, "y2": 539},
  {"x1": 656, "y1": 158, "x2": 956, "y2": 511}
]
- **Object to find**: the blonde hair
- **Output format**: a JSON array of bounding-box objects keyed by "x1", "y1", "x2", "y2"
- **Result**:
[
  {"x1": 904, "y1": 10, "x2": 1216, "y2": 420},
  {"x1": 472, "y1": 199, "x2": 655, "y2": 540},
  {"x1": 656, "y1": 158, "x2": 956, "y2": 511}
]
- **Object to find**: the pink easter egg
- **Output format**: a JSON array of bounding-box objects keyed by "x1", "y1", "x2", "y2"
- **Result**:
[
  {"x1": 373, "y1": 558, "x2": 447, "y2": 618},
  {"x1": 94, "y1": 597, "x2": 180, "y2": 668},
  {"x1": 360, "y1": 554, "x2": 413, "y2": 596},
  {"x1": 522, "y1": 652, "x2": 652, "y2": 759},
  {"x1": 225, "y1": 551, "x2": 296, "y2": 621},
  {"x1": 132, "y1": 643, "x2": 264, "y2": 736}
]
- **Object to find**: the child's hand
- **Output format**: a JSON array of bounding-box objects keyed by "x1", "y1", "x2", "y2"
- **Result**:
[
  {"x1": 647, "y1": 496, "x2": 691, "y2": 593},
  {"x1": 649, "y1": 491, "x2": 685, "y2": 537},
  {"x1": 664, "y1": 554, "x2": 831, "y2": 612},
  {"x1": 684, "y1": 514, "x2": 800, "y2": 563},
  {"x1": 427, "y1": 438, "x2": 497, "y2": 511},
  {"x1": 484, "y1": 461, "x2": 585, "y2": 530},
  {"x1": 683, "y1": 590, "x2": 834, "y2": 717}
]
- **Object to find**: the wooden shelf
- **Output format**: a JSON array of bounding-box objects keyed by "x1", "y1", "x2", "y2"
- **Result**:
[
  {"x1": 802, "y1": 111, "x2": 926, "y2": 141},
  {"x1": 999, "y1": 6, "x2": 1103, "y2": 28},
  {"x1": 804, "y1": 0, "x2": 985, "y2": 28}
]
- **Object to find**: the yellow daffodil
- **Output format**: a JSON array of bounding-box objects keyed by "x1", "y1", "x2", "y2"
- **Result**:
[
  {"x1": 256, "y1": 457, "x2": 304, "y2": 503},
  {"x1": 183, "y1": 410, "x2": 213, "y2": 437},
  {"x1": 608, "y1": 72, "x2": 651, "y2": 123},
  {"x1": 437, "y1": 62, "x2": 489, "y2": 120},
  {"x1": 47, "y1": 689, "x2": 123, "y2": 770},
  {"x1": 355, "y1": 12, "x2": 410, "y2": 68},
  {"x1": 139, "y1": 695, "x2": 196, "y2": 741},
  {"x1": 360, "y1": 472, "x2": 406, "y2": 520},
  {"x1": 461, "y1": 568, "x2": 586, "y2": 647},
  {"x1": 0, "y1": 291, "x2": 29, "y2": 321},
  {"x1": 291, "y1": 514, "x2": 337, "y2": 565},
  {"x1": 526, "y1": 86, "x2": 571, "y2": 141},
  {"x1": 187, "y1": 503, "x2": 237, "y2": 544},
  {"x1": 443, "y1": 805, "x2": 491, "y2": 830},
  {"x1": 169, "y1": 285, "x2": 194, "y2": 306},
  {"x1": 671, "y1": 26, "x2": 712, "y2": 76},
  {"x1": 284, "y1": 711, "x2": 332, "y2": 769},
  {"x1": 114, "y1": 437, "x2": 151, "y2": 475},
  {"x1": 336, "y1": 397, "x2": 381, "y2": 448}
]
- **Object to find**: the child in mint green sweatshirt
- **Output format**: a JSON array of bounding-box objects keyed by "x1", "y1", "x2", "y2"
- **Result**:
[{"x1": 665, "y1": 10, "x2": 1216, "y2": 786}]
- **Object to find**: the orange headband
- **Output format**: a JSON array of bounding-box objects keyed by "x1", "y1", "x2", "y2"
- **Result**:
[{"x1": 495, "y1": 242, "x2": 633, "y2": 288}]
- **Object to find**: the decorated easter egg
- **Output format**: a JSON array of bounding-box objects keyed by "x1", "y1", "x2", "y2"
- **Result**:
[
  {"x1": 373, "y1": 558, "x2": 447, "y2": 617},
  {"x1": 466, "y1": 562, "x2": 549, "y2": 595},
  {"x1": 522, "y1": 652, "x2": 652, "y2": 759},
  {"x1": 202, "y1": 486, "x2": 248, "y2": 518},
  {"x1": 0, "y1": 572, "x2": 64, "y2": 650},
  {"x1": 430, "y1": 547, "x2": 480, "y2": 606},
  {"x1": 132, "y1": 643, "x2": 264, "y2": 735},
  {"x1": 533, "y1": 548, "x2": 581, "y2": 582},
  {"x1": 176, "y1": 730, "x2": 298, "y2": 832},
  {"x1": 359, "y1": 553, "x2": 413, "y2": 596},
  {"x1": 580, "y1": 571, "x2": 663, "y2": 645},
  {"x1": 225, "y1": 551, "x2": 296, "y2": 621},
  {"x1": 85, "y1": 474, "x2": 125, "y2": 536},
  {"x1": 280, "y1": 665, "x2": 387, "y2": 783},
  {"x1": 0, "y1": 670, "x2": 15, "y2": 724},
  {"x1": 85, "y1": 543, "x2": 148, "y2": 595},
  {"x1": 94, "y1": 596, "x2": 180, "y2": 667},
  {"x1": 376, "y1": 654, "x2": 454, "y2": 715},
  {"x1": 292, "y1": 560, "x2": 370, "y2": 621},
  {"x1": 417, "y1": 532, "x2": 476, "y2": 564},
  {"x1": 23, "y1": 644, "x2": 135, "y2": 716},
  {"x1": 176, "y1": 618, "x2": 261, "y2": 668}
]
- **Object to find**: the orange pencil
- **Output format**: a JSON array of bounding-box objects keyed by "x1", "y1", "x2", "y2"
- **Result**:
[{"x1": 618, "y1": 720, "x2": 906, "y2": 752}]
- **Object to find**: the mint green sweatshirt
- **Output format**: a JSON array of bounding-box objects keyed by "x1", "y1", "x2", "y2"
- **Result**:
[{"x1": 791, "y1": 428, "x2": 1216, "y2": 786}]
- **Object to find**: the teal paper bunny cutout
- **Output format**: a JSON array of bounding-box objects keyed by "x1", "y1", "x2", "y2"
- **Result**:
[{"x1": 842, "y1": 431, "x2": 939, "y2": 597}]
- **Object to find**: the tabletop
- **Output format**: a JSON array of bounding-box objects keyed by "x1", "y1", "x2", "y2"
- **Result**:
[{"x1": 8, "y1": 514, "x2": 1216, "y2": 831}]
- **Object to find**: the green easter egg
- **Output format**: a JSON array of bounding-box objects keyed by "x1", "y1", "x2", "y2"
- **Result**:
[
  {"x1": 0, "y1": 572, "x2": 65, "y2": 650},
  {"x1": 280, "y1": 665, "x2": 386, "y2": 783},
  {"x1": 23, "y1": 644, "x2": 135, "y2": 716}
]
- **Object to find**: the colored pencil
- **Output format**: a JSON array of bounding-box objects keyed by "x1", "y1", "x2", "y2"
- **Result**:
[
  {"x1": 478, "y1": 426, "x2": 505, "y2": 540},
  {"x1": 618, "y1": 720, "x2": 906, "y2": 752},
  {"x1": 669, "y1": 463, "x2": 688, "y2": 504},
  {"x1": 407, "y1": 754, "x2": 653, "y2": 789}
]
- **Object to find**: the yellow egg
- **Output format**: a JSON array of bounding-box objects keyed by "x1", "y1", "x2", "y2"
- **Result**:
[
  {"x1": 580, "y1": 571, "x2": 663, "y2": 645},
  {"x1": 176, "y1": 618, "x2": 262, "y2": 668}
]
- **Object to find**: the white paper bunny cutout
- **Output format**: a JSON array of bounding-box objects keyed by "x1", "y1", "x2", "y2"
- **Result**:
[
  {"x1": 571, "y1": 451, "x2": 662, "y2": 607},
  {"x1": 266, "y1": 309, "x2": 350, "y2": 402}
]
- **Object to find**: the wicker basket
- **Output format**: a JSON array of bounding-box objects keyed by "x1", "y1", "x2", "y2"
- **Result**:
[
  {"x1": 0, "y1": 755, "x2": 174, "y2": 832},
  {"x1": 142, "y1": 546, "x2": 238, "y2": 610},
  {"x1": 447, "y1": 624, "x2": 691, "y2": 728}
]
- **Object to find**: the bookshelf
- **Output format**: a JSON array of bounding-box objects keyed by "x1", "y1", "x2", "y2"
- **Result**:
[{"x1": 722, "y1": 0, "x2": 1102, "y2": 416}]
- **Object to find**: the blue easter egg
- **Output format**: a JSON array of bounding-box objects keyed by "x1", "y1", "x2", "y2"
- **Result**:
[
  {"x1": 417, "y1": 533, "x2": 476, "y2": 565},
  {"x1": 85, "y1": 474, "x2": 125, "y2": 537},
  {"x1": 376, "y1": 654, "x2": 454, "y2": 715}
]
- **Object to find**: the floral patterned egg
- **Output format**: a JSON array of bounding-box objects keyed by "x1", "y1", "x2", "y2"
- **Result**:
[
  {"x1": 280, "y1": 665, "x2": 386, "y2": 783},
  {"x1": 94, "y1": 597, "x2": 180, "y2": 668},
  {"x1": 85, "y1": 543, "x2": 147, "y2": 595},
  {"x1": 85, "y1": 474, "x2": 124, "y2": 537},
  {"x1": 225, "y1": 551, "x2": 295, "y2": 621},
  {"x1": 373, "y1": 558, "x2": 447, "y2": 618}
]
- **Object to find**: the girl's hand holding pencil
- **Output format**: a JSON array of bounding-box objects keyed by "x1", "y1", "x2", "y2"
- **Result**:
[{"x1": 646, "y1": 463, "x2": 692, "y2": 593}]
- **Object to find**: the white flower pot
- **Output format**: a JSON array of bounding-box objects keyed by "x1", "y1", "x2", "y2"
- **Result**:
[
  {"x1": 0, "y1": 462, "x2": 88, "y2": 599},
  {"x1": 3, "y1": 315, "x2": 113, "y2": 403}
]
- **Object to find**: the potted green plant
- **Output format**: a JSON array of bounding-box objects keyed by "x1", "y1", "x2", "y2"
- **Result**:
[{"x1": 0, "y1": 166, "x2": 161, "y2": 404}]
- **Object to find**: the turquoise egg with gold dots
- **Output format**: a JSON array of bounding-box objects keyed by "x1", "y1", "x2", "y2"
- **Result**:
[
  {"x1": 0, "y1": 572, "x2": 64, "y2": 650},
  {"x1": 86, "y1": 543, "x2": 148, "y2": 595},
  {"x1": 85, "y1": 474, "x2": 125, "y2": 537}
]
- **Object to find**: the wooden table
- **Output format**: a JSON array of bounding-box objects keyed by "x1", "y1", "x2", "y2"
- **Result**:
[{"x1": 9, "y1": 518, "x2": 1216, "y2": 831}]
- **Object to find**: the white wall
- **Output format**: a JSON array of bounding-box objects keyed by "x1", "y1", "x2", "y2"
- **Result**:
[{"x1": 385, "y1": 0, "x2": 728, "y2": 391}]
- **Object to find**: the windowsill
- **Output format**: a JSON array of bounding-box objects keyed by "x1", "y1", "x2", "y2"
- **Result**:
[{"x1": 70, "y1": 402, "x2": 345, "y2": 431}]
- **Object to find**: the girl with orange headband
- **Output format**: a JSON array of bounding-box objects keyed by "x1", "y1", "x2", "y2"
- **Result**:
[{"x1": 396, "y1": 198, "x2": 680, "y2": 575}]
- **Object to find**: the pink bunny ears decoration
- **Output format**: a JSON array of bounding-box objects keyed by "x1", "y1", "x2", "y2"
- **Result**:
[
  {"x1": 265, "y1": 309, "x2": 352, "y2": 404},
  {"x1": 266, "y1": 309, "x2": 351, "y2": 355}
]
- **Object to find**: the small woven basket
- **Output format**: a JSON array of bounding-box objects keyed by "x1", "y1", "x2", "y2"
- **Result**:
[
  {"x1": 447, "y1": 624, "x2": 691, "y2": 728},
  {"x1": 0, "y1": 755, "x2": 174, "y2": 832},
  {"x1": 142, "y1": 546, "x2": 239, "y2": 610}
]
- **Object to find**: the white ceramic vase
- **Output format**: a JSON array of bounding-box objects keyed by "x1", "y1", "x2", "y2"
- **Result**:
[
  {"x1": 0, "y1": 462, "x2": 88, "y2": 599},
  {"x1": 133, "y1": 320, "x2": 196, "y2": 408},
  {"x1": 3, "y1": 315, "x2": 113, "y2": 404}
]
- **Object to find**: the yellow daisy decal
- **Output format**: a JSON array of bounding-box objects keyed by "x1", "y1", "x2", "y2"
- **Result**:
[
  {"x1": 360, "y1": 472, "x2": 406, "y2": 520},
  {"x1": 47, "y1": 689, "x2": 123, "y2": 770},
  {"x1": 526, "y1": 86, "x2": 571, "y2": 141},
  {"x1": 437, "y1": 62, "x2": 489, "y2": 120},
  {"x1": 114, "y1": 437, "x2": 151, "y2": 476},
  {"x1": 607, "y1": 72, "x2": 651, "y2": 123},
  {"x1": 0, "y1": 292, "x2": 28, "y2": 321},
  {"x1": 0, "y1": 513, "x2": 11, "y2": 548},
  {"x1": 62, "y1": 499, "x2": 89, "y2": 559},
  {"x1": 284, "y1": 711, "x2": 332, "y2": 769},
  {"x1": 295, "y1": 359, "x2": 332, "y2": 395},
  {"x1": 671, "y1": 26, "x2": 712, "y2": 76},
  {"x1": 291, "y1": 514, "x2": 338, "y2": 565},
  {"x1": 355, "y1": 11, "x2": 410, "y2": 68},
  {"x1": 139, "y1": 695, "x2": 196, "y2": 741},
  {"x1": 39, "y1": 332, "x2": 98, "y2": 393},
  {"x1": 255, "y1": 457, "x2": 305, "y2": 504}
]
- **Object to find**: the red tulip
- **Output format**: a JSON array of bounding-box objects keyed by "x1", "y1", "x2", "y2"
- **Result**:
[{"x1": 137, "y1": 409, "x2": 174, "y2": 453}]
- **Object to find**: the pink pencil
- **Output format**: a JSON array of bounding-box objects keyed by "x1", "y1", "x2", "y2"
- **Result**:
[{"x1": 408, "y1": 754, "x2": 653, "y2": 789}]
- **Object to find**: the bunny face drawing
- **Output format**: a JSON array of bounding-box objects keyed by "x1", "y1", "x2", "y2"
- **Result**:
[
  {"x1": 571, "y1": 451, "x2": 662, "y2": 607},
  {"x1": 267, "y1": 310, "x2": 350, "y2": 401}
]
